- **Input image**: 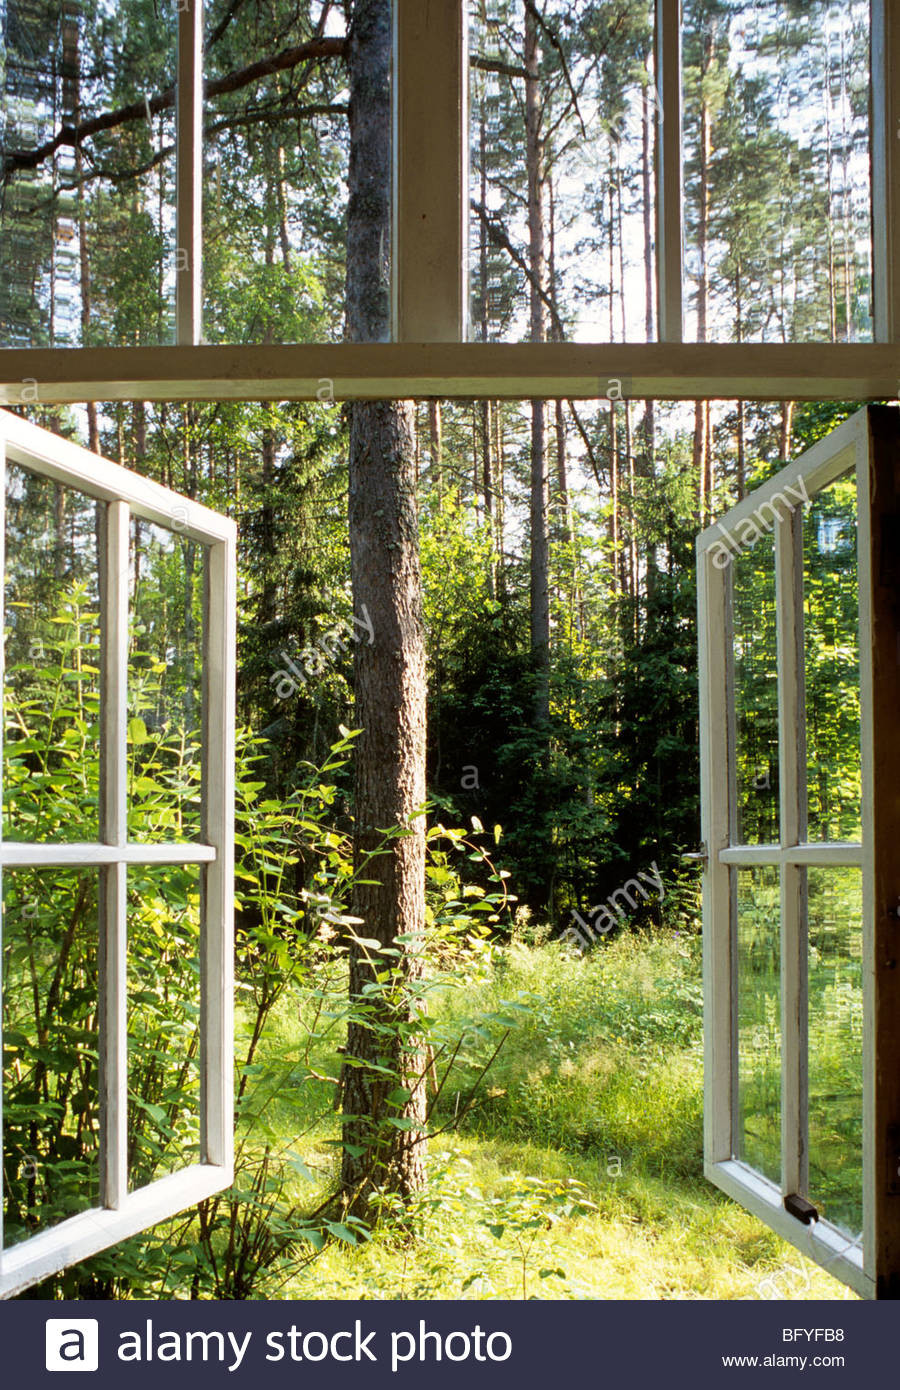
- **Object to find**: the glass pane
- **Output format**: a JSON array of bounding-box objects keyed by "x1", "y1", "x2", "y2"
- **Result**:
[
  {"x1": 2, "y1": 867, "x2": 100, "y2": 1247},
  {"x1": 469, "y1": 0, "x2": 655, "y2": 343},
  {"x1": 683, "y1": 0, "x2": 871, "y2": 344},
  {"x1": 736, "y1": 865, "x2": 781, "y2": 1185},
  {"x1": 803, "y1": 472, "x2": 860, "y2": 841},
  {"x1": 203, "y1": 4, "x2": 364, "y2": 344},
  {"x1": 0, "y1": 2, "x2": 177, "y2": 348},
  {"x1": 731, "y1": 533, "x2": 779, "y2": 843},
  {"x1": 4, "y1": 460, "x2": 101, "y2": 842},
  {"x1": 806, "y1": 867, "x2": 863, "y2": 1240},
  {"x1": 127, "y1": 864, "x2": 201, "y2": 1190},
  {"x1": 128, "y1": 519, "x2": 203, "y2": 841}
]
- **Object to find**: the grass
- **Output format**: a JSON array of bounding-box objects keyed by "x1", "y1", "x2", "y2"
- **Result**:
[{"x1": 250, "y1": 926, "x2": 858, "y2": 1301}]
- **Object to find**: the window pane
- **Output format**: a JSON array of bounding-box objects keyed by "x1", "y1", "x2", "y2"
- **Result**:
[
  {"x1": 0, "y1": 2, "x2": 177, "y2": 348},
  {"x1": 127, "y1": 864, "x2": 201, "y2": 1190},
  {"x1": 469, "y1": 0, "x2": 655, "y2": 343},
  {"x1": 203, "y1": 3, "x2": 366, "y2": 344},
  {"x1": 3, "y1": 459, "x2": 101, "y2": 842},
  {"x1": 128, "y1": 519, "x2": 203, "y2": 842},
  {"x1": 736, "y1": 865, "x2": 781, "y2": 1185},
  {"x1": 682, "y1": 0, "x2": 871, "y2": 344},
  {"x1": 2, "y1": 866, "x2": 100, "y2": 1247},
  {"x1": 803, "y1": 472, "x2": 860, "y2": 841},
  {"x1": 731, "y1": 533, "x2": 779, "y2": 844},
  {"x1": 806, "y1": 866, "x2": 863, "y2": 1240}
]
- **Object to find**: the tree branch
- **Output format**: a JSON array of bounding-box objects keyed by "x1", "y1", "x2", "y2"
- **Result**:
[
  {"x1": 471, "y1": 198, "x2": 565, "y2": 338},
  {"x1": 470, "y1": 55, "x2": 528, "y2": 80},
  {"x1": 569, "y1": 401, "x2": 606, "y2": 493},
  {"x1": 3, "y1": 36, "x2": 347, "y2": 177},
  {"x1": 523, "y1": 0, "x2": 587, "y2": 140}
]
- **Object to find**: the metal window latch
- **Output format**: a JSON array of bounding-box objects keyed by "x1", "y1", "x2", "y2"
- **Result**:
[
  {"x1": 681, "y1": 844, "x2": 708, "y2": 866},
  {"x1": 784, "y1": 1193, "x2": 818, "y2": 1225}
]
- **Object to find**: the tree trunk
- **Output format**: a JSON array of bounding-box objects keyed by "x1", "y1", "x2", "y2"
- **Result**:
[
  {"x1": 525, "y1": 3, "x2": 550, "y2": 727},
  {"x1": 340, "y1": 0, "x2": 427, "y2": 1215},
  {"x1": 428, "y1": 398, "x2": 443, "y2": 503},
  {"x1": 779, "y1": 400, "x2": 794, "y2": 462}
]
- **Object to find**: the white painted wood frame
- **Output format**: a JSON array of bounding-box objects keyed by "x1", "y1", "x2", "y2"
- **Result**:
[
  {"x1": 697, "y1": 407, "x2": 879, "y2": 1299},
  {"x1": 1, "y1": 343, "x2": 899, "y2": 405},
  {"x1": 0, "y1": 410, "x2": 236, "y2": 1299},
  {"x1": 176, "y1": 0, "x2": 203, "y2": 346},
  {"x1": 393, "y1": 0, "x2": 469, "y2": 341},
  {"x1": 655, "y1": 0, "x2": 683, "y2": 343},
  {"x1": 871, "y1": 0, "x2": 900, "y2": 344}
]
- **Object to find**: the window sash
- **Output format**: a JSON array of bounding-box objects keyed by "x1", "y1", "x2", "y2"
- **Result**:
[
  {"x1": 697, "y1": 406, "x2": 875, "y2": 1299},
  {"x1": 0, "y1": 409, "x2": 236, "y2": 1299}
]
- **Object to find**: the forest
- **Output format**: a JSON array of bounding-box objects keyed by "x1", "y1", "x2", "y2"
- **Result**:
[{"x1": 0, "y1": 0, "x2": 871, "y2": 1299}]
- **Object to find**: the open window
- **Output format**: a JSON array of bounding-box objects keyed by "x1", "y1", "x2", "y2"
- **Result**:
[
  {"x1": 0, "y1": 410, "x2": 235, "y2": 1298},
  {"x1": 698, "y1": 404, "x2": 900, "y2": 1300}
]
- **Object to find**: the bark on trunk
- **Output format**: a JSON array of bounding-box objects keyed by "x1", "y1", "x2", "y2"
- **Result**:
[
  {"x1": 428, "y1": 398, "x2": 443, "y2": 503},
  {"x1": 525, "y1": 4, "x2": 550, "y2": 726},
  {"x1": 340, "y1": 0, "x2": 427, "y2": 1215}
]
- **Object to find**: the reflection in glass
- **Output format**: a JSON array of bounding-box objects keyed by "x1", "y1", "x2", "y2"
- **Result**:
[
  {"x1": 803, "y1": 473, "x2": 860, "y2": 841},
  {"x1": 469, "y1": 0, "x2": 655, "y2": 343},
  {"x1": 736, "y1": 866, "x2": 781, "y2": 1185},
  {"x1": 806, "y1": 867, "x2": 863, "y2": 1240},
  {"x1": 2, "y1": 867, "x2": 100, "y2": 1247},
  {"x1": 128, "y1": 519, "x2": 204, "y2": 841},
  {"x1": 127, "y1": 865, "x2": 201, "y2": 1190},
  {"x1": 3, "y1": 460, "x2": 101, "y2": 842},
  {"x1": 682, "y1": 0, "x2": 871, "y2": 344},
  {"x1": 732, "y1": 534, "x2": 779, "y2": 844}
]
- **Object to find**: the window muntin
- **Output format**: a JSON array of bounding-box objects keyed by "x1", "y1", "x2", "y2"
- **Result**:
[{"x1": 0, "y1": 409, "x2": 235, "y2": 1299}]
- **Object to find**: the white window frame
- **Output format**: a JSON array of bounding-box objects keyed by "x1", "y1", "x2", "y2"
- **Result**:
[
  {"x1": 696, "y1": 405, "x2": 900, "y2": 1300},
  {"x1": 0, "y1": 410, "x2": 236, "y2": 1299}
]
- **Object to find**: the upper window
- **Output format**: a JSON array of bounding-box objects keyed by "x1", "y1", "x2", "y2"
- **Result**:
[
  {"x1": 0, "y1": 409, "x2": 235, "y2": 1299},
  {"x1": 0, "y1": 0, "x2": 880, "y2": 352}
]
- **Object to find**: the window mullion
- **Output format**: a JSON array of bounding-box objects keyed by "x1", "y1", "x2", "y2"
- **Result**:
[
  {"x1": 98, "y1": 501, "x2": 130, "y2": 1210},
  {"x1": 871, "y1": 0, "x2": 900, "y2": 343},
  {"x1": 776, "y1": 507, "x2": 808, "y2": 1201},
  {"x1": 655, "y1": 0, "x2": 683, "y2": 342},
  {"x1": 698, "y1": 546, "x2": 732, "y2": 1166},
  {"x1": 200, "y1": 541, "x2": 235, "y2": 1173},
  {"x1": 392, "y1": 0, "x2": 468, "y2": 341},
  {"x1": 176, "y1": 0, "x2": 203, "y2": 346}
]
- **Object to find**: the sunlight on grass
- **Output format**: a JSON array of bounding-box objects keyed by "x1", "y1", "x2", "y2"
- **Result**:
[{"x1": 270, "y1": 930, "x2": 857, "y2": 1301}]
